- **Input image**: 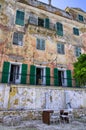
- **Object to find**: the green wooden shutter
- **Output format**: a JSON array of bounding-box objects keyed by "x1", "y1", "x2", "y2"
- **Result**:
[
  {"x1": 66, "y1": 70, "x2": 72, "y2": 87},
  {"x1": 78, "y1": 14, "x2": 84, "y2": 22},
  {"x1": 46, "y1": 67, "x2": 50, "y2": 86},
  {"x1": 73, "y1": 28, "x2": 79, "y2": 36},
  {"x1": 45, "y1": 18, "x2": 50, "y2": 29},
  {"x1": 54, "y1": 68, "x2": 59, "y2": 86},
  {"x1": 30, "y1": 65, "x2": 36, "y2": 85},
  {"x1": 56, "y1": 22, "x2": 63, "y2": 36},
  {"x1": 1, "y1": 61, "x2": 10, "y2": 83},
  {"x1": 20, "y1": 11, "x2": 24, "y2": 26},
  {"x1": 21, "y1": 64, "x2": 27, "y2": 84},
  {"x1": 15, "y1": 10, "x2": 24, "y2": 26},
  {"x1": 16, "y1": 10, "x2": 19, "y2": 24}
]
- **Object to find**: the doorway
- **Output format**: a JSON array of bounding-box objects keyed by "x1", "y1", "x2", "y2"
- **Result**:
[
  {"x1": 58, "y1": 70, "x2": 65, "y2": 86},
  {"x1": 36, "y1": 67, "x2": 45, "y2": 85},
  {"x1": 9, "y1": 64, "x2": 21, "y2": 84}
]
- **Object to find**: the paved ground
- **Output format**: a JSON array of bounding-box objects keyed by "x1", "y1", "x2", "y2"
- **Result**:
[{"x1": 0, "y1": 119, "x2": 86, "y2": 130}]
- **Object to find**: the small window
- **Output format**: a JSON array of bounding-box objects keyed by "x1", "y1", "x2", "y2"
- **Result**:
[
  {"x1": 15, "y1": 10, "x2": 25, "y2": 26},
  {"x1": 13, "y1": 32, "x2": 23, "y2": 46},
  {"x1": 57, "y1": 43, "x2": 65, "y2": 54},
  {"x1": 78, "y1": 14, "x2": 84, "y2": 22},
  {"x1": 75, "y1": 47, "x2": 81, "y2": 57},
  {"x1": 36, "y1": 38, "x2": 45, "y2": 50},
  {"x1": 38, "y1": 18, "x2": 44, "y2": 27},
  {"x1": 73, "y1": 27, "x2": 79, "y2": 36},
  {"x1": 56, "y1": 22, "x2": 63, "y2": 36}
]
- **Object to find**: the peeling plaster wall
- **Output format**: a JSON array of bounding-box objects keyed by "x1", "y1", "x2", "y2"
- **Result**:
[
  {"x1": 0, "y1": 85, "x2": 4, "y2": 109},
  {"x1": 0, "y1": 84, "x2": 10, "y2": 109},
  {"x1": 0, "y1": 0, "x2": 86, "y2": 116},
  {"x1": 0, "y1": 0, "x2": 85, "y2": 80},
  {"x1": 0, "y1": 84, "x2": 86, "y2": 110}
]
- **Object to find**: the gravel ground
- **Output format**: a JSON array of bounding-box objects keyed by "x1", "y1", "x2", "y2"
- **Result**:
[{"x1": 0, "y1": 119, "x2": 86, "y2": 130}]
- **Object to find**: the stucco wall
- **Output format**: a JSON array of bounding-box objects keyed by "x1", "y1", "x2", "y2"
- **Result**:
[
  {"x1": 0, "y1": 84, "x2": 86, "y2": 110},
  {"x1": 0, "y1": 0, "x2": 85, "y2": 75}
]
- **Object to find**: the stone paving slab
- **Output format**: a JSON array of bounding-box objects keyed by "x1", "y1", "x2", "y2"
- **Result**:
[{"x1": 0, "y1": 120, "x2": 86, "y2": 130}]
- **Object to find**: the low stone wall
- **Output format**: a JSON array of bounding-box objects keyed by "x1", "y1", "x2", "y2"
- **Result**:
[
  {"x1": 0, "y1": 110, "x2": 42, "y2": 121},
  {"x1": 0, "y1": 108, "x2": 86, "y2": 122},
  {"x1": 0, "y1": 84, "x2": 86, "y2": 110}
]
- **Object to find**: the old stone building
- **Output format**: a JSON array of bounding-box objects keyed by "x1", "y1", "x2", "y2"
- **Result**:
[{"x1": 0, "y1": 0, "x2": 86, "y2": 87}]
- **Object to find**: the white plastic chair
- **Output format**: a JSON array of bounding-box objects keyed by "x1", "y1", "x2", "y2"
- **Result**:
[{"x1": 50, "y1": 111, "x2": 60, "y2": 124}]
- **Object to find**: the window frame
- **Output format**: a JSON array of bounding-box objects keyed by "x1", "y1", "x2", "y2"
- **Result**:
[
  {"x1": 73, "y1": 27, "x2": 79, "y2": 36},
  {"x1": 13, "y1": 32, "x2": 24, "y2": 46},
  {"x1": 36, "y1": 38, "x2": 45, "y2": 51},
  {"x1": 75, "y1": 46, "x2": 81, "y2": 57},
  {"x1": 15, "y1": 10, "x2": 25, "y2": 26},
  {"x1": 57, "y1": 43, "x2": 65, "y2": 54},
  {"x1": 78, "y1": 14, "x2": 84, "y2": 22}
]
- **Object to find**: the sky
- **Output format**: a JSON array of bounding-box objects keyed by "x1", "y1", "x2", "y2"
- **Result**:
[{"x1": 39, "y1": 0, "x2": 86, "y2": 12}]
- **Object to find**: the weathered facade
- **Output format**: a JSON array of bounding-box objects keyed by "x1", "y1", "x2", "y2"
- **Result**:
[{"x1": 0, "y1": 0, "x2": 86, "y2": 87}]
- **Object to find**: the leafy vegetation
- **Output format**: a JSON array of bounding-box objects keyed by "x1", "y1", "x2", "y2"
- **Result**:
[{"x1": 74, "y1": 54, "x2": 86, "y2": 87}]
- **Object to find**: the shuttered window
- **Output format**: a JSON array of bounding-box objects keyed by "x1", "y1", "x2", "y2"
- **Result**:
[
  {"x1": 1, "y1": 62, "x2": 10, "y2": 83},
  {"x1": 30, "y1": 65, "x2": 36, "y2": 85},
  {"x1": 46, "y1": 67, "x2": 50, "y2": 86},
  {"x1": 13, "y1": 32, "x2": 23, "y2": 46},
  {"x1": 21, "y1": 64, "x2": 27, "y2": 84},
  {"x1": 36, "y1": 38, "x2": 45, "y2": 50},
  {"x1": 73, "y1": 28, "x2": 79, "y2": 36},
  {"x1": 57, "y1": 43, "x2": 65, "y2": 54},
  {"x1": 78, "y1": 14, "x2": 84, "y2": 22},
  {"x1": 56, "y1": 22, "x2": 63, "y2": 36},
  {"x1": 75, "y1": 47, "x2": 81, "y2": 57},
  {"x1": 15, "y1": 10, "x2": 25, "y2": 26},
  {"x1": 66, "y1": 70, "x2": 72, "y2": 87}
]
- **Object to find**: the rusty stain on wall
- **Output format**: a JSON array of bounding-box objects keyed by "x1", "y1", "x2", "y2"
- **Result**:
[{"x1": 8, "y1": 86, "x2": 18, "y2": 109}]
